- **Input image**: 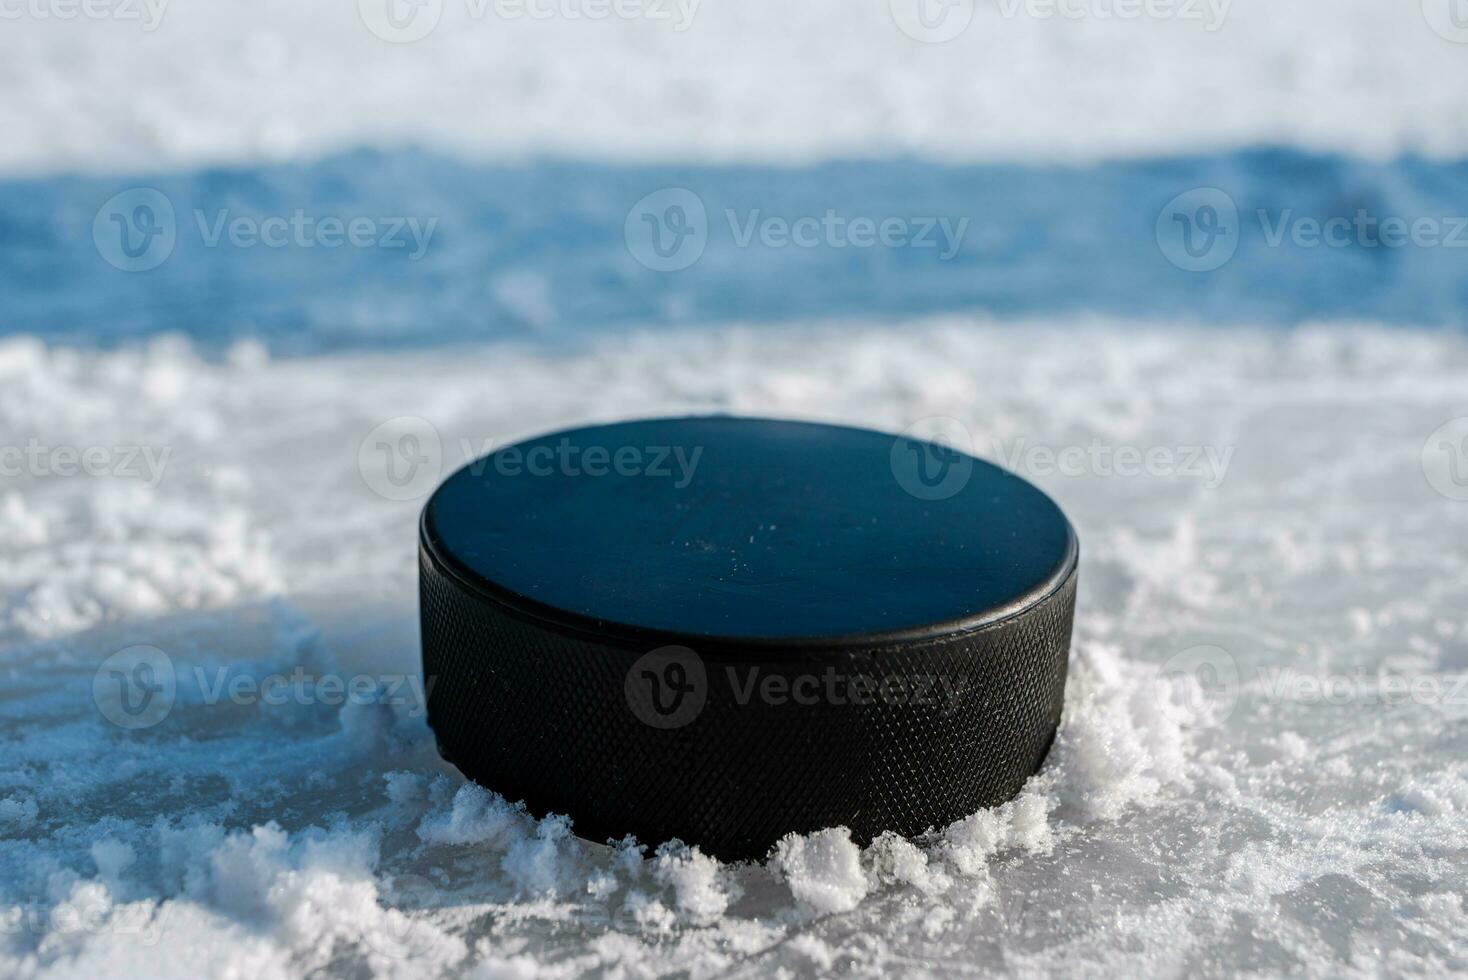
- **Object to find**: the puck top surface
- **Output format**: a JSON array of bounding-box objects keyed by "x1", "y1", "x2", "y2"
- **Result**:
[{"x1": 422, "y1": 417, "x2": 1076, "y2": 646}]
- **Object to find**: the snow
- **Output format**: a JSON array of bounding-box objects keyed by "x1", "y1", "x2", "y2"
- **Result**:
[
  {"x1": 2, "y1": 320, "x2": 1466, "y2": 975},
  {"x1": 4, "y1": 0, "x2": 1468, "y2": 973},
  {"x1": 2, "y1": 1, "x2": 1468, "y2": 176},
  {"x1": 771, "y1": 830, "x2": 870, "y2": 916}
]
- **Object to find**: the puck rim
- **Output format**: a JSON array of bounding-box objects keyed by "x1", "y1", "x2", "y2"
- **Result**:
[{"x1": 420, "y1": 415, "x2": 1078, "y2": 654}]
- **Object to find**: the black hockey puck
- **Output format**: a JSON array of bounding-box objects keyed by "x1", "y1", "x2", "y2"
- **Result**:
[{"x1": 419, "y1": 416, "x2": 1078, "y2": 860}]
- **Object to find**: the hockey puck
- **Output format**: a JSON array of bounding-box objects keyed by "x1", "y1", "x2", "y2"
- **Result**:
[{"x1": 420, "y1": 417, "x2": 1078, "y2": 860}]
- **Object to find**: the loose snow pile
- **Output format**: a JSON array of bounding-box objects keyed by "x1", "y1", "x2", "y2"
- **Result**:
[{"x1": 1, "y1": 319, "x2": 1464, "y2": 976}]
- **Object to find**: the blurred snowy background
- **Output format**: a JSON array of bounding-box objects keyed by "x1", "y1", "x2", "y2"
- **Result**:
[{"x1": 1, "y1": 1, "x2": 1466, "y2": 976}]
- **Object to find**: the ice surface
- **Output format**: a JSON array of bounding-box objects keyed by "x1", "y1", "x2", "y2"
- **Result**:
[
  {"x1": 10, "y1": 150, "x2": 1468, "y2": 351},
  {"x1": 6, "y1": 0, "x2": 1466, "y2": 974},
  {"x1": 2, "y1": 1, "x2": 1468, "y2": 176},
  {"x1": 2, "y1": 320, "x2": 1465, "y2": 976}
]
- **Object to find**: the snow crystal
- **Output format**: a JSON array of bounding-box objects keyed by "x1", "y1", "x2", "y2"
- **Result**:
[{"x1": 771, "y1": 828, "x2": 869, "y2": 915}]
